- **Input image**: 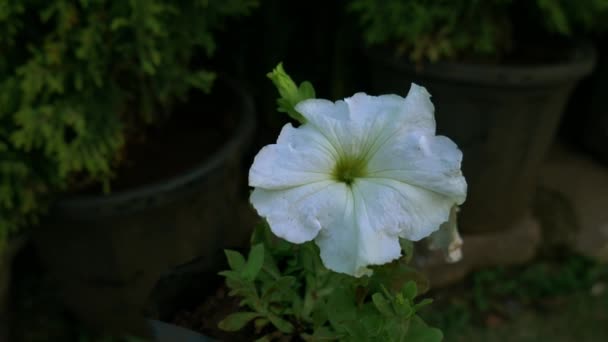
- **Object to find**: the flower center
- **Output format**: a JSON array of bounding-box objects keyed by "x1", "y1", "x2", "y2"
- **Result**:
[{"x1": 332, "y1": 155, "x2": 367, "y2": 185}]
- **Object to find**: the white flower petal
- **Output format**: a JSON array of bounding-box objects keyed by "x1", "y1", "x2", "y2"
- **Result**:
[
  {"x1": 295, "y1": 85, "x2": 436, "y2": 164},
  {"x1": 250, "y1": 181, "x2": 348, "y2": 244},
  {"x1": 355, "y1": 178, "x2": 454, "y2": 241},
  {"x1": 344, "y1": 85, "x2": 435, "y2": 135},
  {"x1": 315, "y1": 183, "x2": 402, "y2": 277},
  {"x1": 297, "y1": 84, "x2": 435, "y2": 135},
  {"x1": 312, "y1": 167, "x2": 457, "y2": 277},
  {"x1": 295, "y1": 99, "x2": 389, "y2": 161},
  {"x1": 401, "y1": 83, "x2": 436, "y2": 134},
  {"x1": 296, "y1": 98, "x2": 351, "y2": 122},
  {"x1": 428, "y1": 206, "x2": 463, "y2": 263},
  {"x1": 343, "y1": 92, "x2": 404, "y2": 122},
  {"x1": 249, "y1": 123, "x2": 335, "y2": 189},
  {"x1": 295, "y1": 99, "x2": 358, "y2": 156},
  {"x1": 367, "y1": 131, "x2": 467, "y2": 204}
]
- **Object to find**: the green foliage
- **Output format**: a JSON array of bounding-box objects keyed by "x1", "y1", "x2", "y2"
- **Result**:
[
  {"x1": 422, "y1": 253, "x2": 608, "y2": 339},
  {"x1": 349, "y1": 0, "x2": 512, "y2": 62},
  {"x1": 349, "y1": 0, "x2": 608, "y2": 63},
  {"x1": 219, "y1": 223, "x2": 442, "y2": 341},
  {"x1": 471, "y1": 254, "x2": 607, "y2": 312},
  {"x1": 0, "y1": 0, "x2": 258, "y2": 248},
  {"x1": 267, "y1": 63, "x2": 315, "y2": 124},
  {"x1": 535, "y1": 0, "x2": 608, "y2": 35}
]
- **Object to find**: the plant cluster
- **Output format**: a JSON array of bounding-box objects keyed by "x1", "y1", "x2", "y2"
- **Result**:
[
  {"x1": 349, "y1": 0, "x2": 608, "y2": 63},
  {"x1": 471, "y1": 254, "x2": 607, "y2": 312},
  {"x1": 422, "y1": 253, "x2": 608, "y2": 338},
  {"x1": 0, "y1": 0, "x2": 258, "y2": 249},
  {"x1": 219, "y1": 223, "x2": 442, "y2": 342},
  {"x1": 214, "y1": 63, "x2": 469, "y2": 340}
]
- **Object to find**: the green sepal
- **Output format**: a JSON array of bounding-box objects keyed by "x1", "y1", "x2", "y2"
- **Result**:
[{"x1": 267, "y1": 62, "x2": 315, "y2": 124}]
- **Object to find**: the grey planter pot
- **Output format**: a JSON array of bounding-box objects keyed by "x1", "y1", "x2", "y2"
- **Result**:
[
  {"x1": 368, "y1": 44, "x2": 596, "y2": 235},
  {"x1": 149, "y1": 320, "x2": 214, "y2": 342},
  {"x1": 32, "y1": 79, "x2": 255, "y2": 338},
  {"x1": 581, "y1": 39, "x2": 608, "y2": 164}
]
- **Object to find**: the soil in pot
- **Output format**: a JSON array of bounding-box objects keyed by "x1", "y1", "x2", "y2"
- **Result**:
[{"x1": 33, "y1": 79, "x2": 256, "y2": 337}]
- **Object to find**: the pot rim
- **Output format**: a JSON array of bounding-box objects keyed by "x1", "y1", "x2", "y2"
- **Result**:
[
  {"x1": 368, "y1": 42, "x2": 597, "y2": 86},
  {"x1": 148, "y1": 319, "x2": 214, "y2": 341},
  {"x1": 51, "y1": 77, "x2": 255, "y2": 216}
]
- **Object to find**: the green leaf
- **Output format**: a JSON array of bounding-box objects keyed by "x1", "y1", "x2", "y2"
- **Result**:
[
  {"x1": 414, "y1": 298, "x2": 434, "y2": 311},
  {"x1": 394, "y1": 301, "x2": 414, "y2": 318},
  {"x1": 243, "y1": 243, "x2": 265, "y2": 281},
  {"x1": 224, "y1": 249, "x2": 246, "y2": 271},
  {"x1": 399, "y1": 239, "x2": 414, "y2": 263},
  {"x1": 266, "y1": 62, "x2": 315, "y2": 124},
  {"x1": 298, "y1": 81, "x2": 316, "y2": 99},
  {"x1": 404, "y1": 315, "x2": 443, "y2": 342},
  {"x1": 371, "y1": 261, "x2": 430, "y2": 295},
  {"x1": 251, "y1": 221, "x2": 292, "y2": 257},
  {"x1": 357, "y1": 306, "x2": 385, "y2": 337},
  {"x1": 261, "y1": 252, "x2": 281, "y2": 280},
  {"x1": 254, "y1": 317, "x2": 270, "y2": 332},
  {"x1": 267, "y1": 313, "x2": 294, "y2": 333},
  {"x1": 261, "y1": 276, "x2": 297, "y2": 302},
  {"x1": 371, "y1": 293, "x2": 394, "y2": 317},
  {"x1": 301, "y1": 327, "x2": 343, "y2": 341},
  {"x1": 402, "y1": 281, "x2": 418, "y2": 301},
  {"x1": 186, "y1": 70, "x2": 216, "y2": 93},
  {"x1": 218, "y1": 270, "x2": 241, "y2": 281},
  {"x1": 300, "y1": 244, "x2": 316, "y2": 272},
  {"x1": 110, "y1": 17, "x2": 129, "y2": 31},
  {"x1": 337, "y1": 320, "x2": 368, "y2": 342},
  {"x1": 250, "y1": 221, "x2": 268, "y2": 245},
  {"x1": 382, "y1": 318, "x2": 410, "y2": 342},
  {"x1": 218, "y1": 312, "x2": 261, "y2": 332},
  {"x1": 254, "y1": 336, "x2": 271, "y2": 342}
]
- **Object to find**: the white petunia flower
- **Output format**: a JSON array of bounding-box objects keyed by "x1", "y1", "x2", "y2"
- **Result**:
[{"x1": 249, "y1": 84, "x2": 467, "y2": 277}]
